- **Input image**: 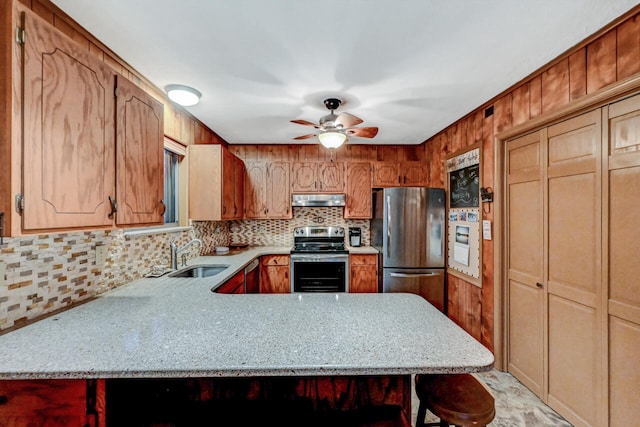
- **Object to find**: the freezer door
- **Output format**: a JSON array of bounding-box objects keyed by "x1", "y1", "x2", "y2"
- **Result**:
[
  {"x1": 382, "y1": 187, "x2": 445, "y2": 268},
  {"x1": 383, "y1": 268, "x2": 445, "y2": 312}
]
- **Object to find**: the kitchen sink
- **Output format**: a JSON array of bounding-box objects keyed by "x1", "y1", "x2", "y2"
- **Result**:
[{"x1": 168, "y1": 264, "x2": 230, "y2": 278}]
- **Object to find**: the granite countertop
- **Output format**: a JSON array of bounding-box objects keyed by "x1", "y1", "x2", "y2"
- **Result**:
[{"x1": 0, "y1": 245, "x2": 493, "y2": 380}]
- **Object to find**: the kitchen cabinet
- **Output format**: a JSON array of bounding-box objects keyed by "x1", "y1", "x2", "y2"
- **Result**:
[
  {"x1": 188, "y1": 145, "x2": 245, "y2": 220},
  {"x1": 21, "y1": 6, "x2": 116, "y2": 230},
  {"x1": 350, "y1": 254, "x2": 378, "y2": 293},
  {"x1": 291, "y1": 162, "x2": 345, "y2": 193},
  {"x1": 10, "y1": 5, "x2": 164, "y2": 233},
  {"x1": 244, "y1": 161, "x2": 291, "y2": 219},
  {"x1": 372, "y1": 161, "x2": 428, "y2": 187},
  {"x1": 216, "y1": 270, "x2": 245, "y2": 294},
  {"x1": 259, "y1": 255, "x2": 290, "y2": 293},
  {"x1": 115, "y1": 75, "x2": 165, "y2": 226},
  {"x1": 0, "y1": 379, "x2": 101, "y2": 426},
  {"x1": 222, "y1": 148, "x2": 245, "y2": 219},
  {"x1": 345, "y1": 162, "x2": 372, "y2": 218}
]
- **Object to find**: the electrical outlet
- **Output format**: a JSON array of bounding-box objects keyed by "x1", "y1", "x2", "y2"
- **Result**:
[
  {"x1": 96, "y1": 246, "x2": 107, "y2": 267},
  {"x1": 0, "y1": 261, "x2": 5, "y2": 285}
]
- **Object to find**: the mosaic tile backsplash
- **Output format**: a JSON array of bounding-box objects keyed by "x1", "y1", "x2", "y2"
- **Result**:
[{"x1": 0, "y1": 208, "x2": 369, "y2": 331}]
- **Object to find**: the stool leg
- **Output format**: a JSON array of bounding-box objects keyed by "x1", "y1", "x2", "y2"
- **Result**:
[{"x1": 416, "y1": 400, "x2": 428, "y2": 427}]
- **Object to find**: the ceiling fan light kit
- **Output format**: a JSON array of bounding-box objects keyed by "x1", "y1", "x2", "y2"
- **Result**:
[
  {"x1": 165, "y1": 84, "x2": 202, "y2": 107},
  {"x1": 318, "y1": 130, "x2": 347, "y2": 148},
  {"x1": 291, "y1": 97, "x2": 378, "y2": 149}
]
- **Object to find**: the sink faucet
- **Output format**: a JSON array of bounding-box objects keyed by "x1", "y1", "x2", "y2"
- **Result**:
[{"x1": 169, "y1": 238, "x2": 203, "y2": 269}]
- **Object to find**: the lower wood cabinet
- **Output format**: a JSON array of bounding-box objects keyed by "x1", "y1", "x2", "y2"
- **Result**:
[
  {"x1": 215, "y1": 270, "x2": 245, "y2": 294},
  {"x1": 350, "y1": 254, "x2": 378, "y2": 293},
  {"x1": 259, "y1": 255, "x2": 290, "y2": 293},
  {"x1": 0, "y1": 379, "x2": 102, "y2": 426}
]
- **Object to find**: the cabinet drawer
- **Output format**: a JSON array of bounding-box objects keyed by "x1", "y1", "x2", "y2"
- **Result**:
[
  {"x1": 261, "y1": 255, "x2": 290, "y2": 266},
  {"x1": 350, "y1": 254, "x2": 377, "y2": 265}
]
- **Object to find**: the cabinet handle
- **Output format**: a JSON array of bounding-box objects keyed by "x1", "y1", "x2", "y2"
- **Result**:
[
  {"x1": 536, "y1": 282, "x2": 543, "y2": 288},
  {"x1": 0, "y1": 395, "x2": 7, "y2": 405},
  {"x1": 159, "y1": 200, "x2": 166, "y2": 216},
  {"x1": 108, "y1": 196, "x2": 118, "y2": 219}
]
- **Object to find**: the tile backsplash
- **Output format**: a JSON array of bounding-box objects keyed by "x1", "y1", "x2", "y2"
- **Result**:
[
  {"x1": 229, "y1": 207, "x2": 370, "y2": 246},
  {"x1": 0, "y1": 209, "x2": 369, "y2": 331}
]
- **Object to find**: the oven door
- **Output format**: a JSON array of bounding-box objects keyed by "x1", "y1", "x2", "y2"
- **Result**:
[{"x1": 290, "y1": 253, "x2": 349, "y2": 293}]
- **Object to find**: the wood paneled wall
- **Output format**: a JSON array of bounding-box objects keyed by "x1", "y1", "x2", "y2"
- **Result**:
[
  {"x1": 422, "y1": 7, "x2": 640, "y2": 352},
  {"x1": 230, "y1": 143, "x2": 426, "y2": 163}
]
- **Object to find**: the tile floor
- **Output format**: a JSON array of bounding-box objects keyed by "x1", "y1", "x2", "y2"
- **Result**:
[{"x1": 411, "y1": 370, "x2": 573, "y2": 427}]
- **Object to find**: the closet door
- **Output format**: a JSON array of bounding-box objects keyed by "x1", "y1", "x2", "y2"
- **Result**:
[
  {"x1": 605, "y1": 94, "x2": 640, "y2": 427},
  {"x1": 545, "y1": 110, "x2": 602, "y2": 427},
  {"x1": 506, "y1": 130, "x2": 545, "y2": 397}
]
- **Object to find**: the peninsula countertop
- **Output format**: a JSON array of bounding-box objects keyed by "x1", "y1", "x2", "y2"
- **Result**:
[{"x1": 0, "y1": 246, "x2": 493, "y2": 380}]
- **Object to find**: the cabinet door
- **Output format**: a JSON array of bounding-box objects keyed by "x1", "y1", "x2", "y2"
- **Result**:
[
  {"x1": 291, "y1": 162, "x2": 317, "y2": 192},
  {"x1": 267, "y1": 162, "x2": 291, "y2": 218},
  {"x1": 216, "y1": 270, "x2": 245, "y2": 294},
  {"x1": 372, "y1": 162, "x2": 399, "y2": 187},
  {"x1": 245, "y1": 162, "x2": 268, "y2": 218},
  {"x1": 22, "y1": 7, "x2": 115, "y2": 230},
  {"x1": 0, "y1": 379, "x2": 89, "y2": 426},
  {"x1": 345, "y1": 162, "x2": 372, "y2": 218},
  {"x1": 350, "y1": 255, "x2": 378, "y2": 293},
  {"x1": 233, "y1": 156, "x2": 245, "y2": 219},
  {"x1": 317, "y1": 162, "x2": 345, "y2": 192},
  {"x1": 260, "y1": 255, "x2": 290, "y2": 293},
  {"x1": 222, "y1": 148, "x2": 236, "y2": 219},
  {"x1": 400, "y1": 161, "x2": 428, "y2": 186},
  {"x1": 115, "y1": 75, "x2": 164, "y2": 225}
]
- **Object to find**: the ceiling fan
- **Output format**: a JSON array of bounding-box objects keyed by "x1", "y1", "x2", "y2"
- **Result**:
[{"x1": 291, "y1": 98, "x2": 378, "y2": 148}]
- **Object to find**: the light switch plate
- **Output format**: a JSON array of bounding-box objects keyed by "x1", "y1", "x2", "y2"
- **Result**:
[{"x1": 96, "y1": 246, "x2": 107, "y2": 267}]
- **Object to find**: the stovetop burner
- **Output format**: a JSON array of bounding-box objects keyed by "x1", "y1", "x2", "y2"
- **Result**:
[{"x1": 291, "y1": 226, "x2": 346, "y2": 254}]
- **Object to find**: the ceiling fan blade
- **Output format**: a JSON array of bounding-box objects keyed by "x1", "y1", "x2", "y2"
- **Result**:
[
  {"x1": 346, "y1": 127, "x2": 379, "y2": 138},
  {"x1": 293, "y1": 133, "x2": 317, "y2": 140},
  {"x1": 335, "y1": 112, "x2": 363, "y2": 128},
  {"x1": 291, "y1": 119, "x2": 320, "y2": 128}
]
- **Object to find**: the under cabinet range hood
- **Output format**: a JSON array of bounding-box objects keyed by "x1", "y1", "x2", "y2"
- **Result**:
[{"x1": 291, "y1": 194, "x2": 346, "y2": 207}]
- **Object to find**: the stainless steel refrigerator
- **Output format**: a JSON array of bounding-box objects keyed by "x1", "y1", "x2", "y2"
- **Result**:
[{"x1": 371, "y1": 187, "x2": 446, "y2": 312}]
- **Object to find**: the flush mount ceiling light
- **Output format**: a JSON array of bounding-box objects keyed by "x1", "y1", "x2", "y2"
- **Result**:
[
  {"x1": 317, "y1": 131, "x2": 347, "y2": 149},
  {"x1": 165, "y1": 84, "x2": 201, "y2": 107}
]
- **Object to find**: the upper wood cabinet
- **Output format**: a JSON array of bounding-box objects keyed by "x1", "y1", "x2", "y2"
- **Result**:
[
  {"x1": 345, "y1": 162, "x2": 372, "y2": 218},
  {"x1": 372, "y1": 161, "x2": 428, "y2": 187},
  {"x1": 21, "y1": 6, "x2": 116, "y2": 231},
  {"x1": 222, "y1": 148, "x2": 245, "y2": 219},
  {"x1": 17, "y1": 6, "x2": 164, "y2": 232},
  {"x1": 115, "y1": 76, "x2": 164, "y2": 226},
  {"x1": 245, "y1": 162, "x2": 291, "y2": 219},
  {"x1": 189, "y1": 145, "x2": 245, "y2": 220},
  {"x1": 291, "y1": 162, "x2": 345, "y2": 193}
]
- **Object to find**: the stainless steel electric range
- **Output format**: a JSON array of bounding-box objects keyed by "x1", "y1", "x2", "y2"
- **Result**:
[{"x1": 290, "y1": 226, "x2": 349, "y2": 293}]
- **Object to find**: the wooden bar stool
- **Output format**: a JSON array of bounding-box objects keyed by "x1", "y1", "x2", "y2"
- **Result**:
[{"x1": 415, "y1": 373, "x2": 495, "y2": 427}]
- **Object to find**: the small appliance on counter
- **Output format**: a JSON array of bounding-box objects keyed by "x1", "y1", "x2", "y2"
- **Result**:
[{"x1": 349, "y1": 227, "x2": 362, "y2": 247}]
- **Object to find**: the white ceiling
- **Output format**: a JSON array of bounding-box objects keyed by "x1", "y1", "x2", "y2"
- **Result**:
[{"x1": 51, "y1": 0, "x2": 639, "y2": 145}]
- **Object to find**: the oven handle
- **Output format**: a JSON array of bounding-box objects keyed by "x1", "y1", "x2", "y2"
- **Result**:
[{"x1": 291, "y1": 254, "x2": 349, "y2": 261}]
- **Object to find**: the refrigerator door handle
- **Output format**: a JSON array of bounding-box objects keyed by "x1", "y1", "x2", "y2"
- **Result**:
[
  {"x1": 386, "y1": 195, "x2": 392, "y2": 258},
  {"x1": 389, "y1": 272, "x2": 440, "y2": 278}
]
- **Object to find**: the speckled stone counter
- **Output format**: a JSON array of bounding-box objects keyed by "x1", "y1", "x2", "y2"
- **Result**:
[{"x1": 0, "y1": 246, "x2": 493, "y2": 380}]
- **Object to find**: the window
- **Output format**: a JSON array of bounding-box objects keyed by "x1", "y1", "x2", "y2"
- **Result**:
[
  {"x1": 163, "y1": 138, "x2": 187, "y2": 226},
  {"x1": 164, "y1": 148, "x2": 179, "y2": 224}
]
